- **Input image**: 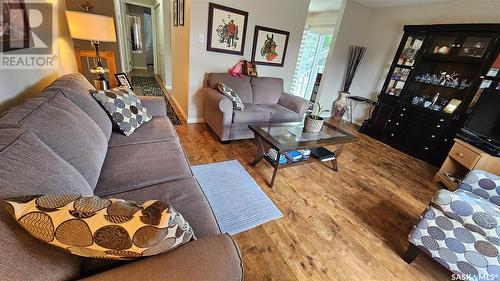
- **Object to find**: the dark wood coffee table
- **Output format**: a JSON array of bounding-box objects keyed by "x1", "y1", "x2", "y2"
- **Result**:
[{"x1": 249, "y1": 122, "x2": 357, "y2": 187}]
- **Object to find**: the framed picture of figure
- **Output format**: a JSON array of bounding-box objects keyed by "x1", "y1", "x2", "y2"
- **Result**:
[
  {"x1": 251, "y1": 25, "x2": 290, "y2": 67},
  {"x1": 207, "y1": 3, "x2": 248, "y2": 56},
  {"x1": 0, "y1": 0, "x2": 31, "y2": 52},
  {"x1": 114, "y1": 73, "x2": 133, "y2": 90},
  {"x1": 178, "y1": 0, "x2": 184, "y2": 26},
  {"x1": 173, "y1": 0, "x2": 178, "y2": 27}
]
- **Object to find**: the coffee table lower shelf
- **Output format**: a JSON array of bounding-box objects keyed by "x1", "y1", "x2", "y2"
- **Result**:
[{"x1": 248, "y1": 122, "x2": 357, "y2": 188}]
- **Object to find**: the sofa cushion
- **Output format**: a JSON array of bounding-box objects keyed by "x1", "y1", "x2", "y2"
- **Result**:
[
  {"x1": 0, "y1": 129, "x2": 93, "y2": 197},
  {"x1": 45, "y1": 73, "x2": 112, "y2": 140},
  {"x1": 232, "y1": 103, "x2": 299, "y2": 124},
  {"x1": 258, "y1": 104, "x2": 300, "y2": 122},
  {"x1": 109, "y1": 117, "x2": 178, "y2": 147},
  {"x1": 79, "y1": 234, "x2": 242, "y2": 281},
  {"x1": 103, "y1": 177, "x2": 221, "y2": 238},
  {"x1": 91, "y1": 88, "x2": 152, "y2": 136},
  {"x1": 232, "y1": 104, "x2": 271, "y2": 124},
  {"x1": 218, "y1": 82, "x2": 245, "y2": 111},
  {"x1": 0, "y1": 129, "x2": 89, "y2": 281},
  {"x1": 95, "y1": 141, "x2": 193, "y2": 196},
  {"x1": 207, "y1": 73, "x2": 253, "y2": 103},
  {"x1": 251, "y1": 77, "x2": 284, "y2": 104},
  {"x1": 4, "y1": 195, "x2": 195, "y2": 259},
  {"x1": 0, "y1": 91, "x2": 108, "y2": 189}
]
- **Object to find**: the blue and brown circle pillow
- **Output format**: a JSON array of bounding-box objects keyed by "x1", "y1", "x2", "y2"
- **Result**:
[
  {"x1": 91, "y1": 87, "x2": 152, "y2": 136},
  {"x1": 3, "y1": 195, "x2": 195, "y2": 259}
]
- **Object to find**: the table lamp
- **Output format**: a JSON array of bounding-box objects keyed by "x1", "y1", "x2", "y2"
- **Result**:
[{"x1": 65, "y1": 11, "x2": 117, "y2": 90}]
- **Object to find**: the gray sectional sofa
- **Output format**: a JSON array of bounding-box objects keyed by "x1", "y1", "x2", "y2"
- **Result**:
[
  {"x1": 203, "y1": 73, "x2": 309, "y2": 142},
  {"x1": 0, "y1": 73, "x2": 243, "y2": 281}
]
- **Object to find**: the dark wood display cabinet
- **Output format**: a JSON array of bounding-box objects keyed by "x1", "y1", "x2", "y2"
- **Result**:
[{"x1": 364, "y1": 24, "x2": 500, "y2": 166}]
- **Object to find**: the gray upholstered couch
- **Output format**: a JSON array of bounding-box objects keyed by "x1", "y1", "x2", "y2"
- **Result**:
[
  {"x1": 203, "y1": 73, "x2": 309, "y2": 142},
  {"x1": 0, "y1": 73, "x2": 243, "y2": 281}
]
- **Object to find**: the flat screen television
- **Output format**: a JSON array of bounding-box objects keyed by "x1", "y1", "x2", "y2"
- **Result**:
[{"x1": 462, "y1": 89, "x2": 500, "y2": 149}]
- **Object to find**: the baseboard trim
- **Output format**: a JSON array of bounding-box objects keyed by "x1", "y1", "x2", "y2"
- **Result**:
[
  {"x1": 168, "y1": 94, "x2": 187, "y2": 121},
  {"x1": 132, "y1": 66, "x2": 148, "y2": 70}
]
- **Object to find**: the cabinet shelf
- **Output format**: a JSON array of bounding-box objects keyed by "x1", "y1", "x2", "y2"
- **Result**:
[
  {"x1": 411, "y1": 80, "x2": 469, "y2": 91},
  {"x1": 421, "y1": 54, "x2": 484, "y2": 65}
]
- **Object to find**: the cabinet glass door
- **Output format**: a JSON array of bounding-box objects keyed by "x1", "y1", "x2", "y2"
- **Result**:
[
  {"x1": 386, "y1": 67, "x2": 410, "y2": 96},
  {"x1": 397, "y1": 35, "x2": 424, "y2": 66},
  {"x1": 458, "y1": 36, "x2": 492, "y2": 58},
  {"x1": 480, "y1": 53, "x2": 500, "y2": 90},
  {"x1": 429, "y1": 35, "x2": 458, "y2": 56}
]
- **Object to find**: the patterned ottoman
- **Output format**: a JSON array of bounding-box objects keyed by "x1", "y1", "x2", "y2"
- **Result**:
[{"x1": 405, "y1": 170, "x2": 500, "y2": 281}]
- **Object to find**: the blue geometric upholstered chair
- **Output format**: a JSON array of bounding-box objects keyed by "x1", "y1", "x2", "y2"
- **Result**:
[{"x1": 405, "y1": 169, "x2": 500, "y2": 281}]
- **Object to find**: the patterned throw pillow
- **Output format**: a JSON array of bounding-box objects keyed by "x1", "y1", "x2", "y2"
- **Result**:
[
  {"x1": 218, "y1": 82, "x2": 245, "y2": 111},
  {"x1": 91, "y1": 87, "x2": 152, "y2": 136},
  {"x1": 3, "y1": 195, "x2": 195, "y2": 260}
]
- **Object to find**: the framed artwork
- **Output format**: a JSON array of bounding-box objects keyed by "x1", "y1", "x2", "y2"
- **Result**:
[
  {"x1": 173, "y1": 0, "x2": 178, "y2": 27},
  {"x1": 114, "y1": 73, "x2": 133, "y2": 90},
  {"x1": 0, "y1": 0, "x2": 30, "y2": 52},
  {"x1": 207, "y1": 3, "x2": 248, "y2": 56},
  {"x1": 251, "y1": 25, "x2": 290, "y2": 67},
  {"x1": 178, "y1": 0, "x2": 184, "y2": 26}
]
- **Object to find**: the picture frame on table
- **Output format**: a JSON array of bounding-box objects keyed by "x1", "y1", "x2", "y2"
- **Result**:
[
  {"x1": 251, "y1": 25, "x2": 290, "y2": 67},
  {"x1": 114, "y1": 73, "x2": 133, "y2": 90},
  {"x1": 173, "y1": 0, "x2": 178, "y2": 27},
  {"x1": 206, "y1": 3, "x2": 248, "y2": 56},
  {"x1": 0, "y1": 0, "x2": 31, "y2": 52}
]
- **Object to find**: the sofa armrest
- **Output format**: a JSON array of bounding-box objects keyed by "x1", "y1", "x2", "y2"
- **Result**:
[
  {"x1": 203, "y1": 88, "x2": 233, "y2": 141},
  {"x1": 139, "y1": 96, "x2": 167, "y2": 117},
  {"x1": 79, "y1": 234, "x2": 243, "y2": 281},
  {"x1": 278, "y1": 92, "x2": 309, "y2": 117}
]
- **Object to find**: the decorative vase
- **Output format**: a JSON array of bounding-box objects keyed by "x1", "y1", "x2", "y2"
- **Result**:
[
  {"x1": 304, "y1": 115, "x2": 324, "y2": 133},
  {"x1": 333, "y1": 91, "x2": 349, "y2": 121}
]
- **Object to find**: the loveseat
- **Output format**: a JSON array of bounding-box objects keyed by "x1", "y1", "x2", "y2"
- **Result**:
[
  {"x1": 405, "y1": 169, "x2": 500, "y2": 280},
  {"x1": 202, "y1": 73, "x2": 309, "y2": 142},
  {"x1": 0, "y1": 73, "x2": 243, "y2": 281}
]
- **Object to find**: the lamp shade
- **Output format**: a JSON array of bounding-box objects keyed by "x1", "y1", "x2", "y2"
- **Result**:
[{"x1": 65, "y1": 11, "x2": 117, "y2": 42}]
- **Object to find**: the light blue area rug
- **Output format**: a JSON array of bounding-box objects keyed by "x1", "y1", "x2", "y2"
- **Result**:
[{"x1": 192, "y1": 160, "x2": 283, "y2": 235}]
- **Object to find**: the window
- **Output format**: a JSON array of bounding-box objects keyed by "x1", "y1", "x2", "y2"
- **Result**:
[{"x1": 291, "y1": 29, "x2": 333, "y2": 100}]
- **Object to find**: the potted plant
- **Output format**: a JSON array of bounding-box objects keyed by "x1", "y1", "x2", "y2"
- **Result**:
[{"x1": 304, "y1": 103, "x2": 329, "y2": 133}]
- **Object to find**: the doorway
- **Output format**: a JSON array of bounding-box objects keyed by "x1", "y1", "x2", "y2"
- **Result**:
[{"x1": 126, "y1": 3, "x2": 154, "y2": 76}]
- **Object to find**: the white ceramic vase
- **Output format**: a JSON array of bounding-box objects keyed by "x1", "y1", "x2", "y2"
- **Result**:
[{"x1": 333, "y1": 91, "x2": 349, "y2": 121}]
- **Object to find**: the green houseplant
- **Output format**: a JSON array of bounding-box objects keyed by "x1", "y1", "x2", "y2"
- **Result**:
[{"x1": 304, "y1": 102, "x2": 329, "y2": 133}]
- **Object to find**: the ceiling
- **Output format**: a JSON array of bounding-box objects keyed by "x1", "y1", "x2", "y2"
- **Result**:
[
  {"x1": 309, "y1": 0, "x2": 343, "y2": 13},
  {"x1": 354, "y1": 0, "x2": 451, "y2": 8},
  {"x1": 308, "y1": 0, "x2": 452, "y2": 12}
]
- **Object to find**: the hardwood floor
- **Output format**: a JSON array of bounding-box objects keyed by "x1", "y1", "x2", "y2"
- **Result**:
[{"x1": 175, "y1": 120, "x2": 452, "y2": 281}]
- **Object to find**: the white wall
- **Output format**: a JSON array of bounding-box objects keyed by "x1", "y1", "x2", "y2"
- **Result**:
[
  {"x1": 316, "y1": 0, "x2": 371, "y2": 119},
  {"x1": 158, "y1": 0, "x2": 172, "y2": 88},
  {"x1": 306, "y1": 10, "x2": 340, "y2": 27},
  {"x1": 0, "y1": 0, "x2": 77, "y2": 113},
  {"x1": 187, "y1": 0, "x2": 310, "y2": 123},
  {"x1": 318, "y1": 0, "x2": 500, "y2": 125}
]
